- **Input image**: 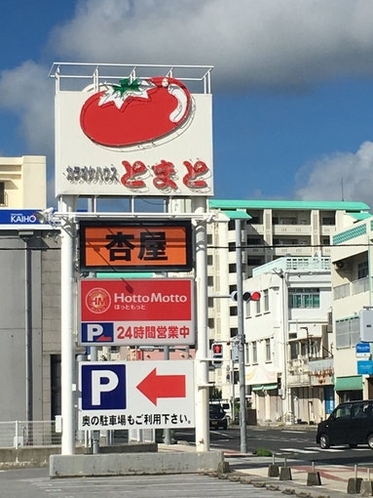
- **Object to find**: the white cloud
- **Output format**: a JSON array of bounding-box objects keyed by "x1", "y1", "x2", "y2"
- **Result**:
[
  {"x1": 295, "y1": 141, "x2": 373, "y2": 206},
  {"x1": 48, "y1": 0, "x2": 373, "y2": 90},
  {"x1": 0, "y1": 60, "x2": 54, "y2": 154}
]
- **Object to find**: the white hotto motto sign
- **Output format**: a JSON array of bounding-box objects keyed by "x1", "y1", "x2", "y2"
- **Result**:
[
  {"x1": 78, "y1": 360, "x2": 195, "y2": 430},
  {"x1": 55, "y1": 75, "x2": 213, "y2": 196},
  {"x1": 79, "y1": 278, "x2": 195, "y2": 346}
]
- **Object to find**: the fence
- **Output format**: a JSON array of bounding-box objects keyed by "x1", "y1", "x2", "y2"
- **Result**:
[
  {"x1": 0, "y1": 421, "x2": 61, "y2": 448},
  {"x1": 0, "y1": 421, "x2": 158, "y2": 449}
]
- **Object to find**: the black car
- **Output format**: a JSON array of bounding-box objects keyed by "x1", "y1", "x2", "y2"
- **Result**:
[
  {"x1": 316, "y1": 400, "x2": 373, "y2": 449},
  {"x1": 209, "y1": 403, "x2": 228, "y2": 430}
]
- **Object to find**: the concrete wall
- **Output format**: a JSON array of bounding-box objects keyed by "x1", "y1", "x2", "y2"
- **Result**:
[{"x1": 50, "y1": 450, "x2": 224, "y2": 477}]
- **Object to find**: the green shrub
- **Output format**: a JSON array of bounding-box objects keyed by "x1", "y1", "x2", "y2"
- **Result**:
[{"x1": 253, "y1": 447, "x2": 272, "y2": 457}]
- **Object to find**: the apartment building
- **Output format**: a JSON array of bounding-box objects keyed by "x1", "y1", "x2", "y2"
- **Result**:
[
  {"x1": 330, "y1": 215, "x2": 373, "y2": 404},
  {"x1": 207, "y1": 199, "x2": 370, "y2": 416}
]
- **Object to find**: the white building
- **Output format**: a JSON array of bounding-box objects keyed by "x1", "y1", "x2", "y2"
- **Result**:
[
  {"x1": 0, "y1": 156, "x2": 46, "y2": 208},
  {"x1": 331, "y1": 214, "x2": 373, "y2": 403},
  {"x1": 242, "y1": 256, "x2": 333, "y2": 425}
]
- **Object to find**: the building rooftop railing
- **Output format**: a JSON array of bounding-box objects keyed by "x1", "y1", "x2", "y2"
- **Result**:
[
  {"x1": 252, "y1": 256, "x2": 331, "y2": 277},
  {"x1": 49, "y1": 62, "x2": 214, "y2": 94}
]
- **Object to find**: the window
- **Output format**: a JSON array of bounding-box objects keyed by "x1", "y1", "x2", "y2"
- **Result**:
[
  {"x1": 230, "y1": 328, "x2": 238, "y2": 337},
  {"x1": 255, "y1": 299, "x2": 261, "y2": 314},
  {"x1": 230, "y1": 306, "x2": 237, "y2": 316},
  {"x1": 228, "y1": 242, "x2": 236, "y2": 252},
  {"x1": 229, "y1": 263, "x2": 236, "y2": 273},
  {"x1": 252, "y1": 341, "x2": 257, "y2": 363},
  {"x1": 0, "y1": 182, "x2": 4, "y2": 204},
  {"x1": 245, "y1": 342, "x2": 250, "y2": 364},
  {"x1": 336, "y1": 316, "x2": 360, "y2": 349},
  {"x1": 358, "y1": 261, "x2": 368, "y2": 279},
  {"x1": 229, "y1": 285, "x2": 236, "y2": 295},
  {"x1": 334, "y1": 403, "x2": 352, "y2": 420},
  {"x1": 289, "y1": 341, "x2": 298, "y2": 360},
  {"x1": 263, "y1": 289, "x2": 269, "y2": 312},
  {"x1": 289, "y1": 288, "x2": 320, "y2": 308},
  {"x1": 322, "y1": 216, "x2": 335, "y2": 225},
  {"x1": 247, "y1": 257, "x2": 264, "y2": 266},
  {"x1": 265, "y1": 339, "x2": 271, "y2": 362},
  {"x1": 245, "y1": 300, "x2": 251, "y2": 318},
  {"x1": 247, "y1": 237, "x2": 262, "y2": 246}
]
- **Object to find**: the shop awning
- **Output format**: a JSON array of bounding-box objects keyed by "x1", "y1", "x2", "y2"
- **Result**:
[
  {"x1": 251, "y1": 383, "x2": 278, "y2": 391},
  {"x1": 334, "y1": 376, "x2": 363, "y2": 391}
]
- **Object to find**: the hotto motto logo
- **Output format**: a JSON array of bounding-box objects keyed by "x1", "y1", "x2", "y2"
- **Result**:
[
  {"x1": 85, "y1": 288, "x2": 111, "y2": 314},
  {"x1": 80, "y1": 76, "x2": 192, "y2": 147}
]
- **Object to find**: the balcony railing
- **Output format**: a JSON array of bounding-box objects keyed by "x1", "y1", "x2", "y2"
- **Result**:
[{"x1": 334, "y1": 276, "x2": 369, "y2": 300}]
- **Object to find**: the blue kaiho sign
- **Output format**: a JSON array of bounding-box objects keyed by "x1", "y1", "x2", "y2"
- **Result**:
[{"x1": 0, "y1": 209, "x2": 44, "y2": 225}]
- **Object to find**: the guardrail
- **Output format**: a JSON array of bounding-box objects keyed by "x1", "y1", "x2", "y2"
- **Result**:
[{"x1": 0, "y1": 421, "x2": 61, "y2": 448}]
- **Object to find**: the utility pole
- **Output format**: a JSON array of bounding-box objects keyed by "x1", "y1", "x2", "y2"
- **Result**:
[{"x1": 235, "y1": 218, "x2": 247, "y2": 453}]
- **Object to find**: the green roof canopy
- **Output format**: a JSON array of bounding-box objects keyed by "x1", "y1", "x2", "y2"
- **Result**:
[
  {"x1": 219, "y1": 210, "x2": 251, "y2": 220},
  {"x1": 209, "y1": 199, "x2": 370, "y2": 211},
  {"x1": 334, "y1": 376, "x2": 363, "y2": 391}
]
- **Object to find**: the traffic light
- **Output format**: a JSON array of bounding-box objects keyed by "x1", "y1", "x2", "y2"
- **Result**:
[
  {"x1": 230, "y1": 290, "x2": 261, "y2": 302},
  {"x1": 211, "y1": 342, "x2": 223, "y2": 367}
]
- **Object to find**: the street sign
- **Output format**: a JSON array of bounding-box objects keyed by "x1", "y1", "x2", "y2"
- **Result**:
[
  {"x1": 79, "y1": 278, "x2": 195, "y2": 346},
  {"x1": 0, "y1": 208, "x2": 53, "y2": 230},
  {"x1": 78, "y1": 360, "x2": 195, "y2": 430},
  {"x1": 357, "y1": 360, "x2": 373, "y2": 375},
  {"x1": 356, "y1": 342, "x2": 371, "y2": 358},
  {"x1": 79, "y1": 219, "x2": 193, "y2": 271}
]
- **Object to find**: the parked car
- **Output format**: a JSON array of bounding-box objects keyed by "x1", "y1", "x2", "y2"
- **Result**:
[
  {"x1": 316, "y1": 400, "x2": 373, "y2": 449},
  {"x1": 209, "y1": 403, "x2": 228, "y2": 430}
]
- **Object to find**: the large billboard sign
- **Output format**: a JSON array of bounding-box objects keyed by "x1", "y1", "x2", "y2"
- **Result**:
[
  {"x1": 79, "y1": 219, "x2": 193, "y2": 272},
  {"x1": 79, "y1": 278, "x2": 195, "y2": 346},
  {"x1": 78, "y1": 360, "x2": 195, "y2": 430},
  {"x1": 55, "y1": 75, "x2": 213, "y2": 196}
]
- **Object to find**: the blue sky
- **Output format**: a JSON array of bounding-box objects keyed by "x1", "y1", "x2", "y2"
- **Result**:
[{"x1": 2, "y1": 0, "x2": 373, "y2": 207}]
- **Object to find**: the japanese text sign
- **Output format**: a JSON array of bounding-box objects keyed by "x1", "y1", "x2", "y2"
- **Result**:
[
  {"x1": 55, "y1": 77, "x2": 213, "y2": 197},
  {"x1": 78, "y1": 360, "x2": 195, "y2": 430},
  {"x1": 79, "y1": 278, "x2": 195, "y2": 346},
  {"x1": 79, "y1": 219, "x2": 193, "y2": 271}
]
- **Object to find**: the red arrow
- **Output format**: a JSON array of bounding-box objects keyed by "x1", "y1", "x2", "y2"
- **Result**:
[{"x1": 136, "y1": 368, "x2": 186, "y2": 405}]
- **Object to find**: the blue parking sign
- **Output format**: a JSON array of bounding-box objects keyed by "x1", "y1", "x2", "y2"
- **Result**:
[
  {"x1": 81, "y1": 322, "x2": 114, "y2": 343},
  {"x1": 81, "y1": 364, "x2": 127, "y2": 410}
]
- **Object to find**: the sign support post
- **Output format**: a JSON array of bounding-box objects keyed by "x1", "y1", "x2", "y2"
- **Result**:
[{"x1": 60, "y1": 196, "x2": 76, "y2": 455}]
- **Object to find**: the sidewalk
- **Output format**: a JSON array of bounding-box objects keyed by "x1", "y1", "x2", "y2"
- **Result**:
[
  {"x1": 160, "y1": 443, "x2": 370, "y2": 496},
  {"x1": 235, "y1": 457, "x2": 368, "y2": 496}
]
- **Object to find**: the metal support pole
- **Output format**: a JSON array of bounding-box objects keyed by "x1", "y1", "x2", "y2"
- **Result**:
[
  {"x1": 235, "y1": 218, "x2": 247, "y2": 453},
  {"x1": 163, "y1": 345, "x2": 172, "y2": 445},
  {"x1": 60, "y1": 196, "x2": 76, "y2": 455},
  {"x1": 193, "y1": 197, "x2": 210, "y2": 452},
  {"x1": 24, "y1": 238, "x2": 33, "y2": 423}
]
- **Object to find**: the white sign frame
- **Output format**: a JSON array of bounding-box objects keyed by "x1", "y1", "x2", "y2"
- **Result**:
[{"x1": 78, "y1": 360, "x2": 195, "y2": 430}]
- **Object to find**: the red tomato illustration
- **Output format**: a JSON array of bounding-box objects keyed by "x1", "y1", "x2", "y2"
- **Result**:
[{"x1": 80, "y1": 76, "x2": 192, "y2": 147}]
